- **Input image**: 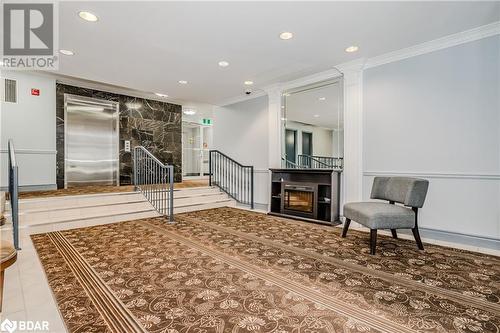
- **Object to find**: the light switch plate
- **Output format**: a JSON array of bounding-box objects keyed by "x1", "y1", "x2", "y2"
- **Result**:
[{"x1": 124, "y1": 140, "x2": 131, "y2": 152}]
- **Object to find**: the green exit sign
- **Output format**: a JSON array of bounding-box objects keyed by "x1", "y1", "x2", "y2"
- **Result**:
[{"x1": 201, "y1": 118, "x2": 212, "y2": 125}]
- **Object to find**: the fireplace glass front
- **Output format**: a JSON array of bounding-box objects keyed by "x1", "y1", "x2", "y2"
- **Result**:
[{"x1": 284, "y1": 185, "x2": 314, "y2": 214}]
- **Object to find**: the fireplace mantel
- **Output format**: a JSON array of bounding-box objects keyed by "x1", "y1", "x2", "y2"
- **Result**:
[{"x1": 269, "y1": 169, "x2": 341, "y2": 225}]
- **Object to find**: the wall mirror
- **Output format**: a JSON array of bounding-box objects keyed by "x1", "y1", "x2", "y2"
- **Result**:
[{"x1": 281, "y1": 78, "x2": 343, "y2": 169}]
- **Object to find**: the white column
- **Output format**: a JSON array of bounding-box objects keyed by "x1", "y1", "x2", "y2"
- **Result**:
[
  {"x1": 339, "y1": 61, "x2": 365, "y2": 210},
  {"x1": 266, "y1": 86, "x2": 283, "y2": 169}
]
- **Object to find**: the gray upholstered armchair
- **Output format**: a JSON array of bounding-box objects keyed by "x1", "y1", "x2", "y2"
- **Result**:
[{"x1": 342, "y1": 177, "x2": 429, "y2": 255}]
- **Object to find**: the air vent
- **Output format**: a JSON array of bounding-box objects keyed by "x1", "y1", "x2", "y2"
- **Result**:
[{"x1": 3, "y1": 78, "x2": 17, "y2": 103}]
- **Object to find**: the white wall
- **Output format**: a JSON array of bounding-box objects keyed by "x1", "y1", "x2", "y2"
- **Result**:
[
  {"x1": 363, "y1": 35, "x2": 500, "y2": 241},
  {"x1": 213, "y1": 96, "x2": 269, "y2": 206},
  {"x1": 0, "y1": 71, "x2": 56, "y2": 189}
]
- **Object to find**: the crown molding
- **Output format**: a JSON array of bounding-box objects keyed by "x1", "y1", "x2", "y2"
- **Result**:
[
  {"x1": 15, "y1": 70, "x2": 186, "y2": 106},
  {"x1": 365, "y1": 21, "x2": 500, "y2": 69},
  {"x1": 363, "y1": 170, "x2": 500, "y2": 180}
]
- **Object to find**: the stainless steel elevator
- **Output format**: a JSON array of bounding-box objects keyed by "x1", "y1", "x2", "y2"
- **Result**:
[{"x1": 64, "y1": 94, "x2": 119, "y2": 188}]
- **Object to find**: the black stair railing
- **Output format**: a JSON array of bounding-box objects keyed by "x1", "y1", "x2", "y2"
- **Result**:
[
  {"x1": 133, "y1": 146, "x2": 174, "y2": 222},
  {"x1": 209, "y1": 150, "x2": 254, "y2": 209}
]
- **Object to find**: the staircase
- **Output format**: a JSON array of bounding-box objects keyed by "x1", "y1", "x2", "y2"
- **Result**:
[{"x1": 3, "y1": 186, "x2": 234, "y2": 230}]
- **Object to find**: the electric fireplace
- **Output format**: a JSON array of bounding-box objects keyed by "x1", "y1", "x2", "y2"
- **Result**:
[{"x1": 269, "y1": 168, "x2": 341, "y2": 225}]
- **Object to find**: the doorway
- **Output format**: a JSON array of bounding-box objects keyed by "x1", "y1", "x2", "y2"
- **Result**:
[
  {"x1": 285, "y1": 129, "x2": 297, "y2": 163},
  {"x1": 302, "y1": 132, "x2": 313, "y2": 156},
  {"x1": 182, "y1": 122, "x2": 212, "y2": 178},
  {"x1": 64, "y1": 94, "x2": 119, "y2": 188}
]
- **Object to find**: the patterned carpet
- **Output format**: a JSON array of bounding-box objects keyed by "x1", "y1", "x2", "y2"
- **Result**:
[
  {"x1": 31, "y1": 207, "x2": 499, "y2": 333},
  {"x1": 18, "y1": 180, "x2": 209, "y2": 199}
]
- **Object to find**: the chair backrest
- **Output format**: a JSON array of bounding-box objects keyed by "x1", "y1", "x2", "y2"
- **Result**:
[{"x1": 370, "y1": 177, "x2": 429, "y2": 208}]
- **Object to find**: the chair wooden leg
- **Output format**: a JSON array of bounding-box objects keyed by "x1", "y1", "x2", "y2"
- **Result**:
[
  {"x1": 342, "y1": 218, "x2": 351, "y2": 238},
  {"x1": 412, "y1": 227, "x2": 424, "y2": 250},
  {"x1": 0, "y1": 269, "x2": 4, "y2": 313},
  {"x1": 391, "y1": 229, "x2": 398, "y2": 239},
  {"x1": 411, "y1": 207, "x2": 424, "y2": 250},
  {"x1": 370, "y1": 229, "x2": 377, "y2": 255}
]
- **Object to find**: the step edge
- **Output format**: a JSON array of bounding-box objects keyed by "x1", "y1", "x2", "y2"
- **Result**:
[
  {"x1": 12, "y1": 191, "x2": 140, "y2": 204},
  {"x1": 174, "y1": 198, "x2": 234, "y2": 209},
  {"x1": 9, "y1": 199, "x2": 149, "y2": 214},
  {"x1": 10, "y1": 208, "x2": 160, "y2": 228}
]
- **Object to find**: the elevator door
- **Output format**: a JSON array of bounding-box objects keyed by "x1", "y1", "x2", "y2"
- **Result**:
[{"x1": 65, "y1": 94, "x2": 119, "y2": 188}]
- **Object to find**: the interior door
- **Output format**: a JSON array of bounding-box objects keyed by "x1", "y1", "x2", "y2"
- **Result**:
[
  {"x1": 285, "y1": 129, "x2": 297, "y2": 163},
  {"x1": 182, "y1": 122, "x2": 213, "y2": 177},
  {"x1": 182, "y1": 122, "x2": 202, "y2": 177},
  {"x1": 302, "y1": 132, "x2": 312, "y2": 156},
  {"x1": 65, "y1": 94, "x2": 119, "y2": 187}
]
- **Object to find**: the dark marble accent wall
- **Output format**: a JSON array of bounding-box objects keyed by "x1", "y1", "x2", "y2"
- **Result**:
[{"x1": 56, "y1": 84, "x2": 182, "y2": 189}]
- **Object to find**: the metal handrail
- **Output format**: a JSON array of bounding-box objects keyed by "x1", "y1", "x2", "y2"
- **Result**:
[
  {"x1": 133, "y1": 146, "x2": 174, "y2": 222},
  {"x1": 297, "y1": 154, "x2": 330, "y2": 168},
  {"x1": 297, "y1": 154, "x2": 343, "y2": 169},
  {"x1": 209, "y1": 150, "x2": 254, "y2": 209},
  {"x1": 281, "y1": 156, "x2": 299, "y2": 169},
  {"x1": 8, "y1": 139, "x2": 20, "y2": 249}
]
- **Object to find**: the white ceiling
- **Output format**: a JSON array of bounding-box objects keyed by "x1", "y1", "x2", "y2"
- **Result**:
[
  {"x1": 286, "y1": 82, "x2": 341, "y2": 129},
  {"x1": 55, "y1": 1, "x2": 500, "y2": 105}
]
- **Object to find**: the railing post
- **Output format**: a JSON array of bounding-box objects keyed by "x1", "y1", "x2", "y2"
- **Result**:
[
  {"x1": 11, "y1": 165, "x2": 19, "y2": 250},
  {"x1": 133, "y1": 147, "x2": 137, "y2": 190},
  {"x1": 209, "y1": 150, "x2": 212, "y2": 186},
  {"x1": 250, "y1": 166, "x2": 254, "y2": 210},
  {"x1": 169, "y1": 165, "x2": 174, "y2": 223}
]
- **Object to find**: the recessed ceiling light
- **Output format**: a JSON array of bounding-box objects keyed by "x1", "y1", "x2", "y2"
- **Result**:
[
  {"x1": 178, "y1": 80, "x2": 188, "y2": 84},
  {"x1": 319, "y1": 97, "x2": 326, "y2": 101},
  {"x1": 313, "y1": 114, "x2": 320, "y2": 118},
  {"x1": 79, "y1": 11, "x2": 98, "y2": 22},
  {"x1": 345, "y1": 45, "x2": 359, "y2": 53},
  {"x1": 59, "y1": 49, "x2": 74, "y2": 56},
  {"x1": 281, "y1": 117, "x2": 287, "y2": 121},
  {"x1": 218, "y1": 61, "x2": 229, "y2": 67},
  {"x1": 244, "y1": 81, "x2": 253, "y2": 86},
  {"x1": 155, "y1": 93, "x2": 168, "y2": 98},
  {"x1": 183, "y1": 109, "x2": 196, "y2": 116},
  {"x1": 279, "y1": 32, "x2": 293, "y2": 40}
]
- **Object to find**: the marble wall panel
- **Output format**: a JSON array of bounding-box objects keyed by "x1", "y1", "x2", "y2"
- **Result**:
[{"x1": 56, "y1": 84, "x2": 182, "y2": 188}]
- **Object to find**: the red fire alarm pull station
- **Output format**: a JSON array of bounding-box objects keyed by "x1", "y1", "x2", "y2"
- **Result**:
[{"x1": 31, "y1": 89, "x2": 40, "y2": 96}]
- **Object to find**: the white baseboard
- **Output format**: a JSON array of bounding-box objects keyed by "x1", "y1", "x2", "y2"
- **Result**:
[{"x1": 339, "y1": 221, "x2": 500, "y2": 256}]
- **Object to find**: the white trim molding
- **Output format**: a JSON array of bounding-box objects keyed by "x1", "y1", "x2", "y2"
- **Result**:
[
  {"x1": 264, "y1": 85, "x2": 283, "y2": 169},
  {"x1": 345, "y1": 224, "x2": 500, "y2": 255},
  {"x1": 342, "y1": 60, "x2": 365, "y2": 204},
  {"x1": 363, "y1": 171, "x2": 500, "y2": 180},
  {"x1": 365, "y1": 21, "x2": 500, "y2": 69}
]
